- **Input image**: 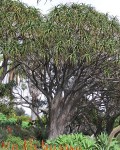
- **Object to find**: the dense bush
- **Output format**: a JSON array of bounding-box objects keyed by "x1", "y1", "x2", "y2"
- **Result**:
[
  {"x1": 0, "y1": 113, "x2": 7, "y2": 121},
  {"x1": 0, "y1": 113, "x2": 31, "y2": 127},
  {"x1": 96, "y1": 133, "x2": 120, "y2": 150},
  {"x1": 12, "y1": 114, "x2": 31, "y2": 122},
  {"x1": 0, "y1": 113, "x2": 47, "y2": 142},
  {"x1": 0, "y1": 103, "x2": 12, "y2": 116},
  {"x1": 0, "y1": 113, "x2": 17, "y2": 126},
  {"x1": 46, "y1": 133, "x2": 120, "y2": 150},
  {"x1": 2, "y1": 112, "x2": 120, "y2": 150},
  {"x1": 47, "y1": 133, "x2": 97, "y2": 149}
]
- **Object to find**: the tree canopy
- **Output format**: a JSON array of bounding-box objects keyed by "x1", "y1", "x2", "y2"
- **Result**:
[{"x1": 0, "y1": 0, "x2": 43, "y2": 57}]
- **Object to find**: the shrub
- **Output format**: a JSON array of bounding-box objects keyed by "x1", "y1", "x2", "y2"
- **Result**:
[
  {"x1": 7, "y1": 118, "x2": 17, "y2": 125},
  {"x1": 12, "y1": 125, "x2": 33, "y2": 140},
  {"x1": 15, "y1": 115, "x2": 31, "y2": 122},
  {"x1": 96, "y1": 133, "x2": 120, "y2": 150},
  {"x1": 22, "y1": 121, "x2": 30, "y2": 128},
  {"x1": 0, "y1": 113, "x2": 7, "y2": 122},
  {"x1": 0, "y1": 114, "x2": 17, "y2": 126},
  {"x1": 47, "y1": 133, "x2": 97, "y2": 149},
  {"x1": 0, "y1": 103, "x2": 13, "y2": 116},
  {"x1": 47, "y1": 133, "x2": 120, "y2": 150}
]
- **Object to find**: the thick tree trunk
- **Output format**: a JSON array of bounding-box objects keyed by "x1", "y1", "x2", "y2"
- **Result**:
[
  {"x1": 48, "y1": 92, "x2": 72, "y2": 139},
  {"x1": 48, "y1": 114, "x2": 67, "y2": 139}
]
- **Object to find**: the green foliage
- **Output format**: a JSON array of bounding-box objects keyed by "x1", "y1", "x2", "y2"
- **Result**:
[
  {"x1": 0, "y1": 113, "x2": 7, "y2": 121},
  {"x1": 14, "y1": 115, "x2": 31, "y2": 122},
  {"x1": 0, "y1": 103, "x2": 13, "y2": 116},
  {"x1": 97, "y1": 133, "x2": 120, "y2": 150},
  {"x1": 43, "y1": 3, "x2": 120, "y2": 65},
  {"x1": 116, "y1": 133, "x2": 120, "y2": 145},
  {"x1": 0, "y1": 113, "x2": 43, "y2": 147},
  {"x1": 0, "y1": 82, "x2": 15, "y2": 99},
  {"x1": 0, "y1": 112, "x2": 31, "y2": 126},
  {"x1": 47, "y1": 133, "x2": 120, "y2": 150},
  {"x1": 0, "y1": 113, "x2": 32, "y2": 139},
  {"x1": 0, "y1": 114, "x2": 17, "y2": 126},
  {"x1": 22, "y1": 121, "x2": 30, "y2": 128},
  {"x1": 47, "y1": 133, "x2": 97, "y2": 149},
  {"x1": 1, "y1": 0, "x2": 120, "y2": 66},
  {"x1": 0, "y1": 0, "x2": 43, "y2": 57},
  {"x1": 7, "y1": 117, "x2": 17, "y2": 125}
]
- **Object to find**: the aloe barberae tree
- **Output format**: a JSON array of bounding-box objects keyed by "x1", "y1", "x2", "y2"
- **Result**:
[
  {"x1": 1, "y1": 1, "x2": 120, "y2": 139},
  {"x1": 14, "y1": 4, "x2": 120, "y2": 139},
  {"x1": 0, "y1": 0, "x2": 44, "y2": 118}
]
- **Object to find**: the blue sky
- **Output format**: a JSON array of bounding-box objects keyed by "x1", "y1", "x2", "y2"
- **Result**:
[{"x1": 20, "y1": 0, "x2": 120, "y2": 19}]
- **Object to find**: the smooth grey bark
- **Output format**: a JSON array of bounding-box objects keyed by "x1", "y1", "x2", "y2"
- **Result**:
[{"x1": 48, "y1": 91, "x2": 72, "y2": 139}]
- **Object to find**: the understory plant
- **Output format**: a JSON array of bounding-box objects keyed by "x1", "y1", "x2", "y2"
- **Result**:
[
  {"x1": 46, "y1": 133, "x2": 120, "y2": 150},
  {"x1": 96, "y1": 133, "x2": 120, "y2": 150},
  {"x1": 47, "y1": 133, "x2": 97, "y2": 150}
]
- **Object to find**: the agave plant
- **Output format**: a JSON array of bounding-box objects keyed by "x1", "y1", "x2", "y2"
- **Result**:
[
  {"x1": 96, "y1": 133, "x2": 120, "y2": 150},
  {"x1": 47, "y1": 133, "x2": 98, "y2": 149}
]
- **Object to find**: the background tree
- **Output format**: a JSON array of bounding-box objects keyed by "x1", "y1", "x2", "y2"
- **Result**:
[
  {"x1": 0, "y1": 0, "x2": 43, "y2": 115},
  {"x1": 0, "y1": 0, "x2": 42, "y2": 83},
  {"x1": 67, "y1": 60, "x2": 120, "y2": 135}
]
